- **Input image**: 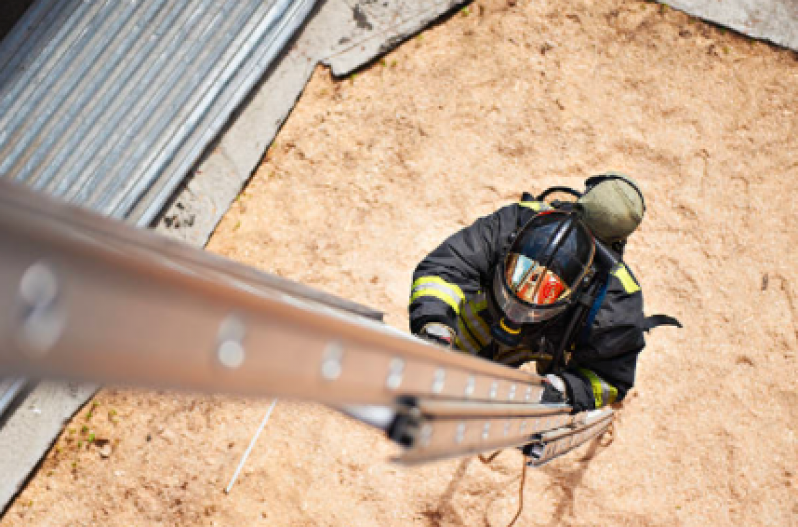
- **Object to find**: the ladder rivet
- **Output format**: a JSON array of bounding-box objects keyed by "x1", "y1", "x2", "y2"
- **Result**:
[
  {"x1": 525, "y1": 386, "x2": 532, "y2": 402},
  {"x1": 489, "y1": 381, "x2": 498, "y2": 399},
  {"x1": 217, "y1": 315, "x2": 246, "y2": 369},
  {"x1": 455, "y1": 423, "x2": 466, "y2": 444},
  {"x1": 217, "y1": 340, "x2": 245, "y2": 369},
  {"x1": 465, "y1": 376, "x2": 475, "y2": 397},
  {"x1": 321, "y1": 342, "x2": 344, "y2": 380},
  {"x1": 420, "y1": 424, "x2": 433, "y2": 447},
  {"x1": 432, "y1": 368, "x2": 446, "y2": 394},
  {"x1": 482, "y1": 422, "x2": 490, "y2": 440},
  {"x1": 509, "y1": 384, "x2": 516, "y2": 400},
  {"x1": 17, "y1": 261, "x2": 64, "y2": 357},
  {"x1": 386, "y1": 358, "x2": 404, "y2": 390}
]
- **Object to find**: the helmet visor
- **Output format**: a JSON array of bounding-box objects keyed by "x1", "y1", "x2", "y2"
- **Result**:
[
  {"x1": 493, "y1": 270, "x2": 568, "y2": 324},
  {"x1": 505, "y1": 254, "x2": 570, "y2": 305},
  {"x1": 493, "y1": 212, "x2": 595, "y2": 324}
]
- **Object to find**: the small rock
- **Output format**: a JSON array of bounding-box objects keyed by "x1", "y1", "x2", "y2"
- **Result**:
[{"x1": 99, "y1": 444, "x2": 112, "y2": 458}]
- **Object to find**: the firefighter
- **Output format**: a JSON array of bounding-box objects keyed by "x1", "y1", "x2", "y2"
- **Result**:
[{"x1": 409, "y1": 175, "x2": 653, "y2": 412}]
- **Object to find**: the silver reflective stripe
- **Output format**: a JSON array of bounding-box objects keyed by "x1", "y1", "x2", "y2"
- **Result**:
[{"x1": 411, "y1": 281, "x2": 461, "y2": 302}]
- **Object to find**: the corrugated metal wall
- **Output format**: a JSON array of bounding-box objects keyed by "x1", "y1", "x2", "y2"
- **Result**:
[{"x1": 0, "y1": 0, "x2": 316, "y2": 225}]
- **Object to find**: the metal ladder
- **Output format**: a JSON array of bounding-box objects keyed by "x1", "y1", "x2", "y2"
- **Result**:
[{"x1": 0, "y1": 179, "x2": 613, "y2": 465}]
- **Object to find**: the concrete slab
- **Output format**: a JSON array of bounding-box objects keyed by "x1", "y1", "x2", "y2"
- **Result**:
[
  {"x1": 155, "y1": 0, "x2": 468, "y2": 245},
  {"x1": 660, "y1": 0, "x2": 798, "y2": 51},
  {"x1": 0, "y1": 382, "x2": 97, "y2": 508}
]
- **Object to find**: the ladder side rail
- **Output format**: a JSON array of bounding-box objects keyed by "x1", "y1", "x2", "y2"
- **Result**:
[
  {"x1": 1, "y1": 181, "x2": 383, "y2": 320},
  {"x1": 0, "y1": 180, "x2": 545, "y2": 409}
]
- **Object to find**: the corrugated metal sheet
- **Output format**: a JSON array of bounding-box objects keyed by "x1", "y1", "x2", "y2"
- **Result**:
[
  {"x1": 0, "y1": 0, "x2": 317, "y2": 226},
  {"x1": 0, "y1": 379, "x2": 27, "y2": 418}
]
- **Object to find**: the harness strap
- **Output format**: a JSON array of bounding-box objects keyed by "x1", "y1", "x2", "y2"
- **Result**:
[
  {"x1": 642, "y1": 314, "x2": 683, "y2": 332},
  {"x1": 579, "y1": 277, "x2": 609, "y2": 345}
]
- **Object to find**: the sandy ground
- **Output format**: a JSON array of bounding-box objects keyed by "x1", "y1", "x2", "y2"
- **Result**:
[{"x1": 3, "y1": 0, "x2": 797, "y2": 525}]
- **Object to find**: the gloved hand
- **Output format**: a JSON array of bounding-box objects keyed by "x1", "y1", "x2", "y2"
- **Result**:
[
  {"x1": 418, "y1": 322, "x2": 456, "y2": 349},
  {"x1": 540, "y1": 373, "x2": 568, "y2": 404}
]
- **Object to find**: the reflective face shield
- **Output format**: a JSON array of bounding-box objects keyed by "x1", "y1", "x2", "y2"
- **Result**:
[
  {"x1": 505, "y1": 254, "x2": 570, "y2": 305},
  {"x1": 493, "y1": 212, "x2": 595, "y2": 324}
]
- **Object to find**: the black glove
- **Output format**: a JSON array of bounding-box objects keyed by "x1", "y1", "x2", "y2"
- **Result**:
[
  {"x1": 418, "y1": 323, "x2": 456, "y2": 349},
  {"x1": 540, "y1": 374, "x2": 568, "y2": 404}
]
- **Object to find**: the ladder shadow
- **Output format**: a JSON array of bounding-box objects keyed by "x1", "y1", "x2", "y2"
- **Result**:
[
  {"x1": 423, "y1": 457, "x2": 473, "y2": 526},
  {"x1": 542, "y1": 437, "x2": 606, "y2": 525}
]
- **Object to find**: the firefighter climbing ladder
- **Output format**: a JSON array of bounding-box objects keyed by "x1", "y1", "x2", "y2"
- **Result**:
[{"x1": 0, "y1": 179, "x2": 613, "y2": 466}]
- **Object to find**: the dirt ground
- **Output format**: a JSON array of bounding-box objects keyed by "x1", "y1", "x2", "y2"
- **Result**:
[{"x1": 3, "y1": 0, "x2": 797, "y2": 525}]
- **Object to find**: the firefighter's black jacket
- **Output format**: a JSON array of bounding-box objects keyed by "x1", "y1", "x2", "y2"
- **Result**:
[{"x1": 409, "y1": 200, "x2": 647, "y2": 412}]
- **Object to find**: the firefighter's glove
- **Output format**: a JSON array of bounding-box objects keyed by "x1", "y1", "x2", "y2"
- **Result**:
[
  {"x1": 418, "y1": 323, "x2": 456, "y2": 349},
  {"x1": 540, "y1": 374, "x2": 568, "y2": 404}
]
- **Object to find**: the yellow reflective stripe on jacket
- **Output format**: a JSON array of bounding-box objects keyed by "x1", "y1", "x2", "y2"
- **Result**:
[
  {"x1": 456, "y1": 313, "x2": 480, "y2": 351},
  {"x1": 461, "y1": 299, "x2": 490, "y2": 346},
  {"x1": 518, "y1": 200, "x2": 552, "y2": 212},
  {"x1": 411, "y1": 276, "x2": 465, "y2": 301},
  {"x1": 410, "y1": 276, "x2": 465, "y2": 313},
  {"x1": 578, "y1": 368, "x2": 618, "y2": 408},
  {"x1": 410, "y1": 289, "x2": 461, "y2": 313},
  {"x1": 455, "y1": 324, "x2": 480, "y2": 355},
  {"x1": 611, "y1": 264, "x2": 641, "y2": 294},
  {"x1": 455, "y1": 336, "x2": 478, "y2": 355}
]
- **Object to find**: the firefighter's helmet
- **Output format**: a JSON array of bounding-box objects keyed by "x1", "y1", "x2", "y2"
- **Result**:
[{"x1": 493, "y1": 211, "x2": 595, "y2": 325}]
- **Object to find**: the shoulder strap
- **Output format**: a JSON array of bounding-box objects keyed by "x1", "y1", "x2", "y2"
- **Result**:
[{"x1": 578, "y1": 275, "x2": 610, "y2": 345}]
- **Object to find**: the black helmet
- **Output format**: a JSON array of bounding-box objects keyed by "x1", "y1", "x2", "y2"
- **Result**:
[{"x1": 493, "y1": 211, "x2": 595, "y2": 324}]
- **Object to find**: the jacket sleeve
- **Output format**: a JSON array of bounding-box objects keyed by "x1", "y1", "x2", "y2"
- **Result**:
[
  {"x1": 409, "y1": 204, "x2": 527, "y2": 335},
  {"x1": 560, "y1": 263, "x2": 647, "y2": 412}
]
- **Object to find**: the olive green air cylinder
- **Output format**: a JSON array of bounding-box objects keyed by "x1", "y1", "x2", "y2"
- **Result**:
[{"x1": 578, "y1": 174, "x2": 645, "y2": 243}]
